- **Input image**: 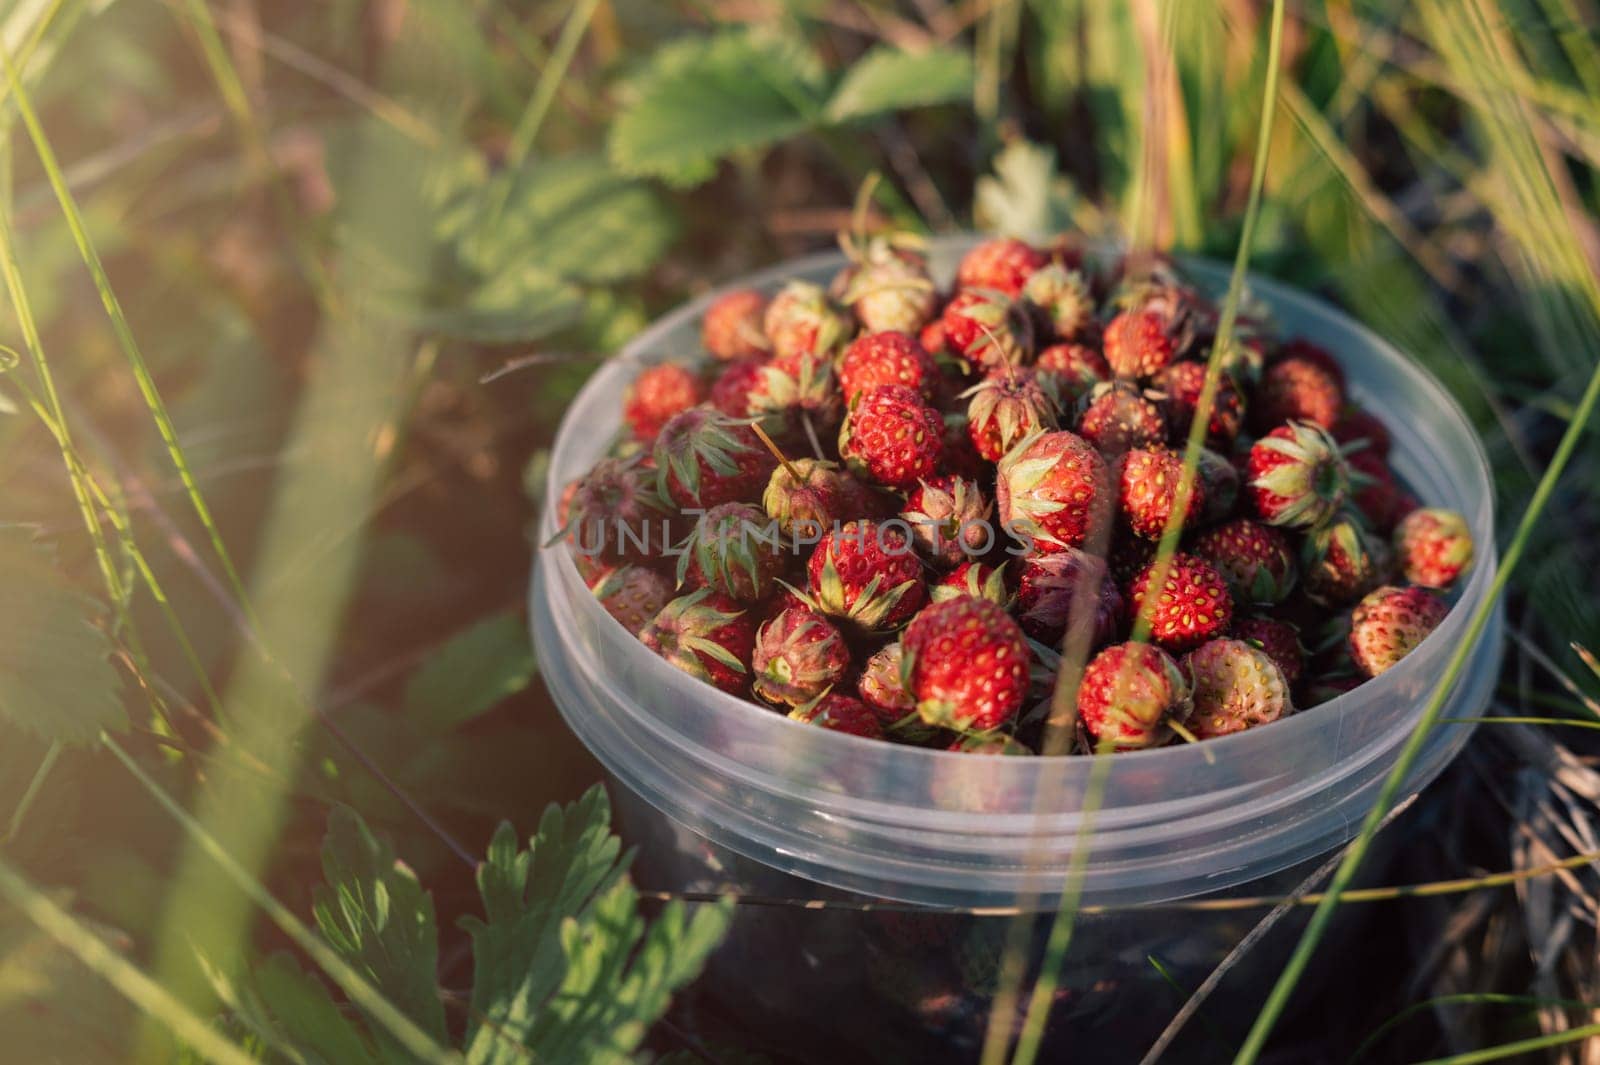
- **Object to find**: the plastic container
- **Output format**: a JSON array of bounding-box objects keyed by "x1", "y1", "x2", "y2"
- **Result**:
[{"x1": 529, "y1": 236, "x2": 1503, "y2": 1059}]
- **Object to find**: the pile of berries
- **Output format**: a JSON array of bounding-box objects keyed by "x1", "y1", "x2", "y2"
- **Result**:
[{"x1": 559, "y1": 233, "x2": 1477, "y2": 755}]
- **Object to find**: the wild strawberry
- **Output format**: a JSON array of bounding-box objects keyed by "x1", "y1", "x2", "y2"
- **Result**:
[
  {"x1": 1106, "y1": 253, "x2": 1188, "y2": 310},
  {"x1": 1076, "y1": 641, "x2": 1193, "y2": 750},
  {"x1": 1348, "y1": 585, "x2": 1447, "y2": 677},
  {"x1": 564, "y1": 456, "x2": 675, "y2": 566},
  {"x1": 839, "y1": 331, "x2": 938, "y2": 403},
  {"x1": 833, "y1": 234, "x2": 938, "y2": 334},
  {"x1": 790, "y1": 692, "x2": 884, "y2": 739},
  {"x1": 806, "y1": 520, "x2": 926, "y2": 632},
  {"x1": 763, "y1": 280, "x2": 848, "y2": 364},
  {"x1": 702, "y1": 288, "x2": 771, "y2": 361},
  {"x1": 1153, "y1": 361, "x2": 1244, "y2": 448},
  {"x1": 1196, "y1": 448, "x2": 1241, "y2": 523},
  {"x1": 708, "y1": 357, "x2": 768, "y2": 418},
  {"x1": 1191, "y1": 518, "x2": 1297, "y2": 604},
  {"x1": 1078, "y1": 381, "x2": 1168, "y2": 457},
  {"x1": 1250, "y1": 355, "x2": 1344, "y2": 433},
  {"x1": 1014, "y1": 549, "x2": 1123, "y2": 649},
  {"x1": 948, "y1": 732, "x2": 1033, "y2": 756},
  {"x1": 1273, "y1": 337, "x2": 1347, "y2": 390},
  {"x1": 857, "y1": 641, "x2": 914, "y2": 722},
  {"x1": 903, "y1": 597, "x2": 1030, "y2": 732},
  {"x1": 640, "y1": 588, "x2": 755, "y2": 695},
  {"x1": 964, "y1": 366, "x2": 1063, "y2": 462},
  {"x1": 1246, "y1": 421, "x2": 1352, "y2": 528},
  {"x1": 654, "y1": 407, "x2": 778, "y2": 508},
  {"x1": 676, "y1": 502, "x2": 785, "y2": 602},
  {"x1": 1129, "y1": 552, "x2": 1234, "y2": 652},
  {"x1": 1302, "y1": 671, "x2": 1362, "y2": 706},
  {"x1": 931, "y1": 560, "x2": 1011, "y2": 607},
  {"x1": 1118, "y1": 447, "x2": 1207, "y2": 541},
  {"x1": 956, "y1": 237, "x2": 1047, "y2": 296},
  {"x1": 1036, "y1": 342, "x2": 1111, "y2": 401},
  {"x1": 1301, "y1": 516, "x2": 1389, "y2": 605},
  {"x1": 939, "y1": 413, "x2": 988, "y2": 480},
  {"x1": 1109, "y1": 535, "x2": 1155, "y2": 591},
  {"x1": 1103, "y1": 289, "x2": 1197, "y2": 379},
  {"x1": 940, "y1": 288, "x2": 1032, "y2": 371},
  {"x1": 1331, "y1": 406, "x2": 1392, "y2": 459},
  {"x1": 839, "y1": 384, "x2": 944, "y2": 491},
  {"x1": 1183, "y1": 638, "x2": 1291, "y2": 740},
  {"x1": 624, "y1": 362, "x2": 705, "y2": 441},
  {"x1": 1348, "y1": 448, "x2": 1406, "y2": 532},
  {"x1": 918, "y1": 317, "x2": 948, "y2": 358},
  {"x1": 591, "y1": 565, "x2": 672, "y2": 635},
  {"x1": 1216, "y1": 333, "x2": 1267, "y2": 386},
  {"x1": 1393, "y1": 508, "x2": 1474, "y2": 590},
  {"x1": 1022, "y1": 263, "x2": 1095, "y2": 340},
  {"x1": 996, "y1": 430, "x2": 1112, "y2": 554},
  {"x1": 751, "y1": 605, "x2": 851, "y2": 707},
  {"x1": 1232, "y1": 615, "x2": 1305, "y2": 688},
  {"x1": 763, "y1": 458, "x2": 859, "y2": 538},
  {"x1": 900, "y1": 474, "x2": 993, "y2": 567}
]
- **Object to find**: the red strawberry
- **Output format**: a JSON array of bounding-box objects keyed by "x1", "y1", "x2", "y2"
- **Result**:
[
  {"x1": 640, "y1": 588, "x2": 755, "y2": 695},
  {"x1": 709, "y1": 357, "x2": 768, "y2": 418},
  {"x1": 1191, "y1": 518, "x2": 1297, "y2": 604},
  {"x1": 1183, "y1": 638, "x2": 1291, "y2": 739},
  {"x1": 1196, "y1": 448, "x2": 1241, "y2": 523},
  {"x1": 1129, "y1": 552, "x2": 1234, "y2": 652},
  {"x1": 624, "y1": 363, "x2": 705, "y2": 441},
  {"x1": 1348, "y1": 585, "x2": 1447, "y2": 677},
  {"x1": 790, "y1": 692, "x2": 884, "y2": 739},
  {"x1": 940, "y1": 289, "x2": 1032, "y2": 371},
  {"x1": 965, "y1": 366, "x2": 1063, "y2": 462},
  {"x1": 839, "y1": 330, "x2": 938, "y2": 403},
  {"x1": 1022, "y1": 263, "x2": 1095, "y2": 340},
  {"x1": 752, "y1": 605, "x2": 851, "y2": 707},
  {"x1": 1246, "y1": 421, "x2": 1352, "y2": 528},
  {"x1": 1232, "y1": 615, "x2": 1305, "y2": 688},
  {"x1": 839, "y1": 384, "x2": 944, "y2": 491},
  {"x1": 918, "y1": 317, "x2": 948, "y2": 358},
  {"x1": 1393, "y1": 508, "x2": 1474, "y2": 590},
  {"x1": 654, "y1": 407, "x2": 779, "y2": 508},
  {"x1": 591, "y1": 565, "x2": 672, "y2": 635},
  {"x1": 676, "y1": 502, "x2": 785, "y2": 602},
  {"x1": 1301, "y1": 516, "x2": 1389, "y2": 605},
  {"x1": 1153, "y1": 360, "x2": 1243, "y2": 448},
  {"x1": 996, "y1": 430, "x2": 1112, "y2": 554},
  {"x1": 1331, "y1": 406, "x2": 1392, "y2": 459},
  {"x1": 1015, "y1": 549, "x2": 1123, "y2": 649},
  {"x1": 939, "y1": 413, "x2": 989, "y2": 480},
  {"x1": 1103, "y1": 289, "x2": 1197, "y2": 379},
  {"x1": 1348, "y1": 448, "x2": 1406, "y2": 532},
  {"x1": 901, "y1": 474, "x2": 993, "y2": 567},
  {"x1": 564, "y1": 456, "x2": 675, "y2": 566},
  {"x1": 1076, "y1": 641, "x2": 1193, "y2": 750},
  {"x1": 763, "y1": 458, "x2": 860, "y2": 538},
  {"x1": 1250, "y1": 355, "x2": 1344, "y2": 433},
  {"x1": 702, "y1": 289, "x2": 771, "y2": 361},
  {"x1": 1078, "y1": 381, "x2": 1168, "y2": 457},
  {"x1": 956, "y1": 237, "x2": 1047, "y2": 296},
  {"x1": 1273, "y1": 337, "x2": 1347, "y2": 390},
  {"x1": 833, "y1": 235, "x2": 938, "y2": 335},
  {"x1": 904, "y1": 597, "x2": 1030, "y2": 731},
  {"x1": 930, "y1": 560, "x2": 1011, "y2": 607},
  {"x1": 1036, "y1": 342, "x2": 1111, "y2": 401},
  {"x1": 1118, "y1": 447, "x2": 1207, "y2": 541},
  {"x1": 857, "y1": 641, "x2": 914, "y2": 722},
  {"x1": 806, "y1": 520, "x2": 927, "y2": 632},
  {"x1": 763, "y1": 280, "x2": 848, "y2": 364}
]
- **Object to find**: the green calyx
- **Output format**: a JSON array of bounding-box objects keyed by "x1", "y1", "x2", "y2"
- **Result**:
[{"x1": 653, "y1": 410, "x2": 758, "y2": 503}]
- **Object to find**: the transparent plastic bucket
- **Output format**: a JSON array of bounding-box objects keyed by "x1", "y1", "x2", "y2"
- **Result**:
[{"x1": 529, "y1": 235, "x2": 1502, "y2": 912}]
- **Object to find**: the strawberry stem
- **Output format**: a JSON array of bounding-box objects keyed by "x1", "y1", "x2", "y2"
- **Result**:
[{"x1": 750, "y1": 421, "x2": 804, "y2": 483}]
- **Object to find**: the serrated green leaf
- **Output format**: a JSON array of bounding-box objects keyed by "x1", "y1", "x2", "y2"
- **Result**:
[
  {"x1": 975, "y1": 139, "x2": 1083, "y2": 238},
  {"x1": 823, "y1": 46, "x2": 974, "y2": 123},
  {"x1": 609, "y1": 31, "x2": 826, "y2": 186},
  {"x1": 402, "y1": 612, "x2": 537, "y2": 735},
  {"x1": 0, "y1": 526, "x2": 123, "y2": 746},
  {"x1": 252, "y1": 953, "x2": 385, "y2": 1065}
]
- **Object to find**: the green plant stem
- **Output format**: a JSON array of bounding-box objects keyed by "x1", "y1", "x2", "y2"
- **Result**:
[
  {"x1": 4, "y1": 740, "x2": 61, "y2": 843},
  {"x1": 0, "y1": 854, "x2": 260, "y2": 1065},
  {"x1": 1406, "y1": 1023, "x2": 1600, "y2": 1065},
  {"x1": 503, "y1": 0, "x2": 601, "y2": 170},
  {"x1": 1348, "y1": 993, "x2": 1599, "y2": 1065}
]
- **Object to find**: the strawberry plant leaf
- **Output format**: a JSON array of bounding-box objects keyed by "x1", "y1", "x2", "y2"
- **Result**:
[
  {"x1": 609, "y1": 31, "x2": 826, "y2": 186},
  {"x1": 974, "y1": 139, "x2": 1084, "y2": 239},
  {"x1": 203, "y1": 951, "x2": 385, "y2": 1065},
  {"x1": 402, "y1": 611, "x2": 537, "y2": 735},
  {"x1": 407, "y1": 264, "x2": 586, "y2": 343},
  {"x1": 823, "y1": 46, "x2": 974, "y2": 124},
  {"x1": 0, "y1": 526, "x2": 123, "y2": 747}
]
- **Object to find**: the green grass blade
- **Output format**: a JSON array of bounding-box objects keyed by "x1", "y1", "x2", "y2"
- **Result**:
[
  {"x1": 1405, "y1": 1023, "x2": 1600, "y2": 1065},
  {"x1": 1349, "y1": 993, "x2": 1599, "y2": 1065},
  {"x1": 4, "y1": 739, "x2": 61, "y2": 842}
]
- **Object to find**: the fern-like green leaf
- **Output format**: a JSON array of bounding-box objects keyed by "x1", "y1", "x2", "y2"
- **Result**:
[
  {"x1": 974, "y1": 139, "x2": 1085, "y2": 239},
  {"x1": 823, "y1": 46, "x2": 974, "y2": 123}
]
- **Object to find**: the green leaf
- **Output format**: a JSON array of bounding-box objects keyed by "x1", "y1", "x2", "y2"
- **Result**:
[
  {"x1": 203, "y1": 951, "x2": 384, "y2": 1065},
  {"x1": 0, "y1": 526, "x2": 123, "y2": 746},
  {"x1": 609, "y1": 31, "x2": 825, "y2": 186},
  {"x1": 974, "y1": 139, "x2": 1083, "y2": 239},
  {"x1": 402, "y1": 611, "x2": 538, "y2": 734},
  {"x1": 824, "y1": 46, "x2": 974, "y2": 123},
  {"x1": 408, "y1": 265, "x2": 585, "y2": 343},
  {"x1": 312, "y1": 808, "x2": 450, "y2": 1053}
]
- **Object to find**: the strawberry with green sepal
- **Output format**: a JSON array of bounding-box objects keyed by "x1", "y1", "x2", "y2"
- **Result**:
[
  {"x1": 1249, "y1": 354, "x2": 1343, "y2": 433},
  {"x1": 676, "y1": 502, "x2": 785, "y2": 602},
  {"x1": 839, "y1": 384, "x2": 944, "y2": 491},
  {"x1": 940, "y1": 288, "x2": 1032, "y2": 372},
  {"x1": 900, "y1": 474, "x2": 993, "y2": 567},
  {"x1": 964, "y1": 366, "x2": 1063, "y2": 462},
  {"x1": 763, "y1": 457, "x2": 860, "y2": 538},
  {"x1": 1183, "y1": 638, "x2": 1291, "y2": 739},
  {"x1": 1129, "y1": 551, "x2": 1234, "y2": 652},
  {"x1": 956, "y1": 237, "x2": 1047, "y2": 296},
  {"x1": 563, "y1": 456, "x2": 675, "y2": 566},
  {"x1": 1393, "y1": 507, "x2": 1474, "y2": 590},
  {"x1": 995, "y1": 429, "x2": 1112, "y2": 555},
  {"x1": 1331, "y1": 406, "x2": 1392, "y2": 459},
  {"x1": 1103, "y1": 288, "x2": 1197, "y2": 379},
  {"x1": 763, "y1": 279, "x2": 848, "y2": 364},
  {"x1": 790, "y1": 692, "x2": 884, "y2": 739},
  {"x1": 903, "y1": 597, "x2": 1030, "y2": 732},
  {"x1": 1301, "y1": 515, "x2": 1389, "y2": 605},
  {"x1": 1118, "y1": 447, "x2": 1207, "y2": 541},
  {"x1": 1076, "y1": 641, "x2": 1194, "y2": 750},
  {"x1": 1191, "y1": 518, "x2": 1297, "y2": 604},
  {"x1": 1022, "y1": 263, "x2": 1095, "y2": 340},
  {"x1": 1153, "y1": 360, "x2": 1244, "y2": 448},
  {"x1": 708, "y1": 357, "x2": 768, "y2": 418},
  {"x1": 591, "y1": 565, "x2": 673, "y2": 635},
  {"x1": 806, "y1": 519, "x2": 927, "y2": 632},
  {"x1": 1246, "y1": 421, "x2": 1353, "y2": 528},
  {"x1": 1036, "y1": 342, "x2": 1111, "y2": 401},
  {"x1": 624, "y1": 362, "x2": 705, "y2": 441},
  {"x1": 654, "y1": 407, "x2": 778, "y2": 509},
  {"x1": 1014, "y1": 549, "x2": 1123, "y2": 649},
  {"x1": 930, "y1": 560, "x2": 1011, "y2": 607},
  {"x1": 1348, "y1": 448, "x2": 1406, "y2": 532},
  {"x1": 839, "y1": 330, "x2": 938, "y2": 403},
  {"x1": 1348, "y1": 584, "x2": 1448, "y2": 677},
  {"x1": 640, "y1": 588, "x2": 755, "y2": 695},
  {"x1": 1232, "y1": 615, "x2": 1305, "y2": 688},
  {"x1": 857, "y1": 641, "x2": 915, "y2": 722},
  {"x1": 750, "y1": 342, "x2": 844, "y2": 426},
  {"x1": 833, "y1": 234, "x2": 938, "y2": 335},
  {"x1": 702, "y1": 288, "x2": 771, "y2": 361},
  {"x1": 751, "y1": 605, "x2": 851, "y2": 707},
  {"x1": 1078, "y1": 380, "x2": 1168, "y2": 457}
]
